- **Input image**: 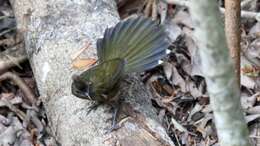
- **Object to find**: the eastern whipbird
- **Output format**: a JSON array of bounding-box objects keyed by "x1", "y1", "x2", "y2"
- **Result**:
[{"x1": 71, "y1": 16, "x2": 170, "y2": 132}]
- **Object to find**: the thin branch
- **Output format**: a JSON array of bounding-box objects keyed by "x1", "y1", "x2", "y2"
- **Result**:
[
  {"x1": 0, "y1": 15, "x2": 13, "y2": 20},
  {"x1": 225, "y1": 0, "x2": 241, "y2": 86},
  {"x1": 0, "y1": 27, "x2": 16, "y2": 37},
  {"x1": 2, "y1": 99, "x2": 27, "y2": 120},
  {"x1": 0, "y1": 72, "x2": 36, "y2": 105},
  {"x1": 0, "y1": 45, "x2": 27, "y2": 74}
]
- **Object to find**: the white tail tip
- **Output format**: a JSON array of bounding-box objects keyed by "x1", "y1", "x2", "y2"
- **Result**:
[
  {"x1": 158, "y1": 60, "x2": 163, "y2": 65},
  {"x1": 166, "y1": 49, "x2": 171, "y2": 54}
]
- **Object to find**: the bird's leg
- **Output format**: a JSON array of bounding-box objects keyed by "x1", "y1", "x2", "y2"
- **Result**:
[
  {"x1": 105, "y1": 98, "x2": 123, "y2": 134},
  {"x1": 105, "y1": 106, "x2": 120, "y2": 134}
]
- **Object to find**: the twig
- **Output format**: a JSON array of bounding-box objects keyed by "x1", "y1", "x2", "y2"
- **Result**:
[
  {"x1": 0, "y1": 44, "x2": 27, "y2": 73},
  {"x1": 71, "y1": 41, "x2": 91, "y2": 60},
  {"x1": 0, "y1": 27, "x2": 16, "y2": 37},
  {"x1": 225, "y1": 0, "x2": 241, "y2": 86},
  {"x1": 0, "y1": 97, "x2": 22, "y2": 107},
  {"x1": 144, "y1": 0, "x2": 154, "y2": 17},
  {"x1": 1, "y1": 99, "x2": 27, "y2": 120},
  {"x1": 0, "y1": 15, "x2": 12, "y2": 20},
  {"x1": 0, "y1": 72, "x2": 36, "y2": 105},
  {"x1": 0, "y1": 38, "x2": 16, "y2": 46},
  {"x1": 151, "y1": 0, "x2": 158, "y2": 20}
]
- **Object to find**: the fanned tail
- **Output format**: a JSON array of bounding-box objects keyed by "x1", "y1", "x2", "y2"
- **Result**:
[{"x1": 97, "y1": 16, "x2": 170, "y2": 73}]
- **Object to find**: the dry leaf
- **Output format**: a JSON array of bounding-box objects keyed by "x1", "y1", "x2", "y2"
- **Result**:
[
  {"x1": 184, "y1": 30, "x2": 203, "y2": 77},
  {"x1": 163, "y1": 62, "x2": 173, "y2": 82},
  {"x1": 173, "y1": 9, "x2": 194, "y2": 29},
  {"x1": 245, "y1": 114, "x2": 260, "y2": 123},
  {"x1": 187, "y1": 80, "x2": 203, "y2": 98},
  {"x1": 247, "y1": 105, "x2": 260, "y2": 114},
  {"x1": 241, "y1": 74, "x2": 256, "y2": 89},
  {"x1": 171, "y1": 117, "x2": 188, "y2": 133},
  {"x1": 72, "y1": 58, "x2": 97, "y2": 70},
  {"x1": 164, "y1": 19, "x2": 182, "y2": 42},
  {"x1": 172, "y1": 66, "x2": 186, "y2": 92},
  {"x1": 241, "y1": 92, "x2": 258, "y2": 110}
]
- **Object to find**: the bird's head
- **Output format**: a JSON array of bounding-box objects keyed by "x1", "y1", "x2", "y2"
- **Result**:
[{"x1": 71, "y1": 75, "x2": 94, "y2": 100}]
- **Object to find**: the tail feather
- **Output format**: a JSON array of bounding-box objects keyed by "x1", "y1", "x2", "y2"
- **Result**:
[
  {"x1": 127, "y1": 44, "x2": 169, "y2": 70},
  {"x1": 125, "y1": 31, "x2": 166, "y2": 64},
  {"x1": 123, "y1": 25, "x2": 162, "y2": 59},
  {"x1": 96, "y1": 16, "x2": 170, "y2": 73},
  {"x1": 130, "y1": 60, "x2": 160, "y2": 73},
  {"x1": 127, "y1": 49, "x2": 167, "y2": 72}
]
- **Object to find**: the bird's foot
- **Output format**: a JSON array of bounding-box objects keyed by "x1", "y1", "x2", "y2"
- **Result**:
[
  {"x1": 104, "y1": 103, "x2": 122, "y2": 134},
  {"x1": 104, "y1": 123, "x2": 121, "y2": 134},
  {"x1": 86, "y1": 102, "x2": 102, "y2": 115}
]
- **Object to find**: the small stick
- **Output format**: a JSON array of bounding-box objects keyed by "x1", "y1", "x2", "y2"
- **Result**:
[
  {"x1": 0, "y1": 72, "x2": 36, "y2": 105},
  {"x1": 71, "y1": 41, "x2": 91, "y2": 60},
  {"x1": 225, "y1": 0, "x2": 241, "y2": 86},
  {"x1": 144, "y1": 0, "x2": 154, "y2": 17},
  {"x1": 0, "y1": 15, "x2": 12, "y2": 20},
  {"x1": 0, "y1": 45, "x2": 27, "y2": 74},
  {"x1": 0, "y1": 27, "x2": 16, "y2": 37},
  {"x1": 2, "y1": 99, "x2": 27, "y2": 120},
  {"x1": 152, "y1": 0, "x2": 158, "y2": 20}
]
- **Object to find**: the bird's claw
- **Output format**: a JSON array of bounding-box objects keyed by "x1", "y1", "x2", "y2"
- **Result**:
[
  {"x1": 104, "y1": 123, "x2": 121, "y2": 134},
  {"x1": 86, "y1": 102, "x2": 102, "y2": 115}
]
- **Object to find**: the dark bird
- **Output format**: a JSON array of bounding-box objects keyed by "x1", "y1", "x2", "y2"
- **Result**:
[{"x1": 71, "y1": 16, "x2": 170, "y2": 131}]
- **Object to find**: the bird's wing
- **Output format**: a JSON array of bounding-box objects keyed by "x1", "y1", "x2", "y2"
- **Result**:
[{"x1": 79, "y1": 58, "x2": 125, "y2": 93}]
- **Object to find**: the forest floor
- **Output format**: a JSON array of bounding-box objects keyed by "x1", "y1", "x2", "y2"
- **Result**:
[{"x1": 0, "y1": 0, "x2": 259, "y2": 145}]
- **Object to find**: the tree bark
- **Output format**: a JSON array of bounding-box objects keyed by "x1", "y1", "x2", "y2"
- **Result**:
[
  {"x1": 10, "y1": 0, "x2": 174, "y2": 146},
  {"x1": 189, "y1": 0, "x2": 250, "y2": 146}
]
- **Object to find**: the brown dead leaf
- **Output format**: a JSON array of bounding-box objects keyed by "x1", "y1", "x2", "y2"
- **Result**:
[{"x1": 72, "y1": 58, "x2": 97, "y2": 70}]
